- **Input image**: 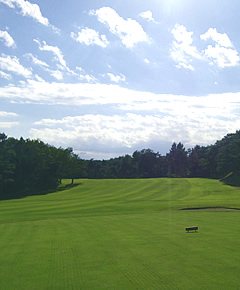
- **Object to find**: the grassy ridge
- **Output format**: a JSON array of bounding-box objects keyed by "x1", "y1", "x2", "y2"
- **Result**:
[{"x1": 0, "y1": 178, "x2": 240, "y2": 289}]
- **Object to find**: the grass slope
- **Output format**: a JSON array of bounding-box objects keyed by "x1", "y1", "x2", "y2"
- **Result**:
[{"x1": 0, "y1": 178, "x2": 240, "y2": 289}]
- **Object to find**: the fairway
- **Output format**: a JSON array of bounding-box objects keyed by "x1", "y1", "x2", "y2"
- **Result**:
[{"x1": 0, "y1": 178, "x2": 240, "y2": 289}]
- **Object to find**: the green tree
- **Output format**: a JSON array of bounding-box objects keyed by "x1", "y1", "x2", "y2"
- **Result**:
[
  {"x1": 188, "y1": 145, "x2": 209, "y2": 177},
  {"x1": 132, "y1": 149, "x2": 164, "y2": 178},
  {"x1": 215, "y1": 131, "x2": 240, "y2": 185},
  {"x1": 167, "y1": 142, "x2": 188, "y2": 177},
  {"x1": 0, "y1": 134, "x2": 16, "y2": 194}
]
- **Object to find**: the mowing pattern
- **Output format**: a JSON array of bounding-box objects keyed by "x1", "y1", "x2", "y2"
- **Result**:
[
  {"x1": 0, "y1": 178, "x2": 239, "y2": 221},
  {"x1": 0, "y1": 178, "x2": 240, "y2": 289}
]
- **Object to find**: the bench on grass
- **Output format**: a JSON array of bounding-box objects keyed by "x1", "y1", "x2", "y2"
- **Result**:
[{"x1": 186, "y1": 226, "x2": 198, "y2": 232}]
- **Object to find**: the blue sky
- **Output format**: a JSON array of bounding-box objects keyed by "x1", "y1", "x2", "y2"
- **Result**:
[{"x1": 0, "y1": 0, "x2": 240, "y2": 159}]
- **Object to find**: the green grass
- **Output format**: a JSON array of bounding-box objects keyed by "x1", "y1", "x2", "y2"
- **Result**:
[{"x1": 0, "y1": 178, "x2": 240, "y2": 289}]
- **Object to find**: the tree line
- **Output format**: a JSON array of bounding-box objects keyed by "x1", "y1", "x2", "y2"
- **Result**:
[
  {"x1": 0, "y1": 133, "x2": 85, "y2": 198},
  {"x1": 83, "y1": 131, "x2": 240, "y2": 186},
  {"x1": 1, "y1": 130, "x2": 240, "y2": 198}
]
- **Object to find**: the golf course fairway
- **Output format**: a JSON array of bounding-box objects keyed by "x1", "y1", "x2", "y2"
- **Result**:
[{"x1": 0, "y1": 178, "x2": 240, "y2": 289}]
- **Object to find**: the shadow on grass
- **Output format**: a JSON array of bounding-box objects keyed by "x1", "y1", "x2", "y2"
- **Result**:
[
  {"x1": 0, "y1": 182, "x2": 83, "y2": 201},
  {"x1": 181, "y1": 207, "x2": 240, "y2": 211},
  {"x1": 54, "y1": 182, "x2": 83, "y2": 193}
]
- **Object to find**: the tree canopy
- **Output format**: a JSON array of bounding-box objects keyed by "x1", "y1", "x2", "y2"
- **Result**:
[
  {"x1": 0, "y1": 130, "x2": 240, "y2": 199},
  {"x1": 0, "y1": 135, "x2": 86, "y2": 199}
]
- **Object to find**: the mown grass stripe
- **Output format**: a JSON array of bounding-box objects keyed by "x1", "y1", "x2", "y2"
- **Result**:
[{"x1": 1, "y1": 178, "x2": 240, "y2": 289}]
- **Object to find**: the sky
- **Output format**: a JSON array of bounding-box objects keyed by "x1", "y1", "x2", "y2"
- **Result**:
[{"x1": 0, "y1": 0, "x2": 240, "y2": 160}]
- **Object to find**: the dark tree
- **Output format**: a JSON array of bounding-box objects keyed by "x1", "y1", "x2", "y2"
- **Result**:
[
  {"x1": 0, "y1": 134, "x2": 86, "y2": 198},
  {"x1": 167, "y1": 142, "x2": 188, "y2": 177},
  {"x1": 0, "y1": 135, "x2": 16, "y2": 193}
]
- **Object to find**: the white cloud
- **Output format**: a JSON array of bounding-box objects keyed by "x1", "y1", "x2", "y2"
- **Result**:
[
  {"x1": 25, "y1": 53, "x2": 49, "y2": 67},
  {"x1": 50, "y1": 70, "x2": 63, "y2": 80},
  {"x1": 71, "y1": 28, "x2": 109, "y2": 48},
  {"x1": 34, "y1": 40, "x2": 67, "y2": 69},
  {"x1": 0, "y1": 121, "x2": 19, "y2": 128},
  {"x1": 0, "y1": 0, "x2": 14, "y2": 8},
  {"x1": 0, "y1": 111, "x2": 18, "y2": 117},
  {"x1": 0, "y1": 30, "x2": 16, "y2": 47},
  {"x1": 0, "y1": 0, "x2": 60, "y2": 33},
  {"x1": 176, "y1": 62, "x2": 194, "y2": 71},
  {"x1": 76, "y1": 66, "x2": 84, "y2": 72},
  {"x1": 203, "y1": 45, "x2": 239, "y2": 68},
  {"x1": 201, "y1": 28, "x2": 239, "y2": 68},
  {"x1": 78, "y1": 74, "x2": 97, "y2": 83},
  {"x1": 0, "y1": 79, "x2": 239, "y2": 155},
  {"x1": 0, "y1": 110, "x2": 19, "y2": 128},
  {"x1": 15, "y1": 0, "x2": 49, "y2": 25},
  {"x1": 107, "y1": 73, "x2": 126, "y2": 83},
  {"x1": 0, "y1": 70, "x2": 12, "y2": 80},
  {"x1": 25, "y1": 48, "x2": 96, "y2": 81},
  {"x1": 74, "y1": 67, "x2": 97, "y2": 82},
  {"x1": 172, "y1": 24, "x2": 194, "y2": 46},
  {"x1": 171, "y1": 24, "x2": 201, "y2": 70},
  {"x1": 0, "y1": 54, "x2": 32, "y2": 78},
  {"x1": 200, "y1": 28, "x2": 233, "y2": 48},
  {"x1": 171, "y1": 25, "x2": 240, "y2": 69},
  {"x1": 139, "y1": 11, "x2": 159, "y2": 24},
  {"x1": 91, "y1": 7, "x2": 149, "y2": 48},
  {"x1": 30, "y1": 109, "x2": 240, "y2": 157},
  {"x1": 25, "y1": 52, "x2": 67, "y2": 80},
  {"x1": 0, "y1": 0, "x2": 49, "y2": 25},
  {"x1": 32, "y1": 114, "x2": 155, "y2": 149},
  {"x1": 0, "y1": 79, "x2": 239, "y2": 115},
  {"x1": 34, "y1": 74, "x2": 45, "y2": 82}
]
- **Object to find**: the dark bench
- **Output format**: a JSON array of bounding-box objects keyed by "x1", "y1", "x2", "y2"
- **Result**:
[{"x1": 186, "y1": 226, "x2": 198, "y2": 232}]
